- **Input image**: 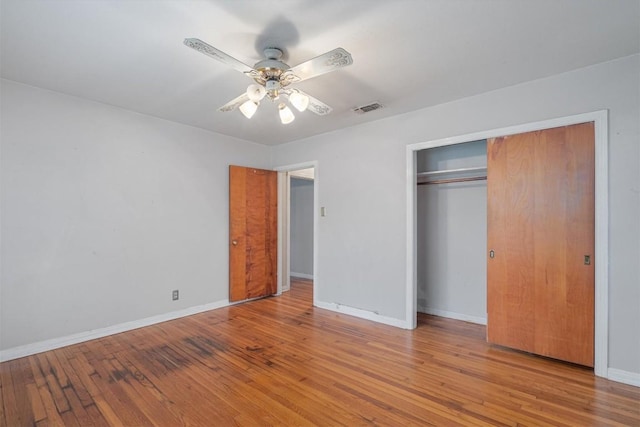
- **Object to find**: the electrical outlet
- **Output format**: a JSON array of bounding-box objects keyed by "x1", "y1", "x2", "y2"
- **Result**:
[{"x1": 172, "y1": 290, "x2": 179, "y2": 301}]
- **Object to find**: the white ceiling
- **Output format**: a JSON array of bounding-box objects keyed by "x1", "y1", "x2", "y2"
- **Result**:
[{"x1": 1, "y1": 1, "x2": 638, "y2": 146}]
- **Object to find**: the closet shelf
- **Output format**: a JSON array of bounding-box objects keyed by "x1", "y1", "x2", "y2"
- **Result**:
[
  {"x1": 417, "y1": 166, "x2": 487, "y2": 185},
  {"x1": 417, "y1": 166, "x2": 487, "y2": 177}
]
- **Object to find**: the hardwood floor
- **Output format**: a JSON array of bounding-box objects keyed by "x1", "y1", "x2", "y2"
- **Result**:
[{"x1": 1, "y1": 279, "x2": 639, "y2": 426}]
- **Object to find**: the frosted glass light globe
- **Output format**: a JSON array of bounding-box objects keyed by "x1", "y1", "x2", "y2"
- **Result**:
[
  {"x1": 278, "y1": 103, "x2": 295, "y2": 124},
  {"x1": 246, "y1": 84, "x2": 266, "y2": 102},
  {"x1": 289, "y1": 91, "x2": 309, "y2": 112},
  {"x1": 239, "y1": 100, "x2": 258, "y2": 119}
]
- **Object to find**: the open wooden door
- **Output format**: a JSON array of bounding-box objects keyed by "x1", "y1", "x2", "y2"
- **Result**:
[
  {"x1": 487, "y1": 122, "x2": 595, "y2": 367},
  {"x1": 229, "y1": 165, "x2": 277, "y2": 302}
]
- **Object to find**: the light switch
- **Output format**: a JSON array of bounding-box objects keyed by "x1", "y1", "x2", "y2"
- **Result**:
[{"x1": 321, "y1": 207, "x2": 327, "y2": 217}]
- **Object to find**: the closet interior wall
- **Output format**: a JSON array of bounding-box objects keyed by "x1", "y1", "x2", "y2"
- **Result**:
[{"x1": 416, "y1": 140, "x2": 488, "y2": 324}]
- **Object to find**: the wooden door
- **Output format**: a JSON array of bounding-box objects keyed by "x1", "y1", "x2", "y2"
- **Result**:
[
  {"x1": 487, "y1": 122, "x2": 595, "y2": 367},
  {"x1": 229, "y1": 165, "x2": 277, "y2": 302}
]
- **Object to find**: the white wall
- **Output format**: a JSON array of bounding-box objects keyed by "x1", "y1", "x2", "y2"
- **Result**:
[
  {"x1": 275, "y1": 130, "x2": 409, "y2": 319},
  {"x1": 416, "y1": 141, "x2": 487, "y2": 323},
  {"x1": 272, "y1": 54, "x2": 640, "y2": 375},
  {"x1": 290, "y1": 178, "x2": 314, "y2": 277},
  {"x1": 0, "y1": 79, "x2": 270, "y2": 351}
]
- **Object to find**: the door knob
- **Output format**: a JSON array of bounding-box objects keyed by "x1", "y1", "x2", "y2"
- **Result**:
[{"x1": 232, "y1": 240, "x2": 238, "y2": 246}]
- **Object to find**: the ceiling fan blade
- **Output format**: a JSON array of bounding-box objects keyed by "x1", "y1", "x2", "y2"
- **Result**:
[
  {"x1": 297, "y1": 90, "x2": 333, "y2": 115},
  {"x1": 184, "y1": 38, "x2": 254, "y2": 75},
  {"x1": 218, "y1": 93, "x2": 249, "y2": 112},
  {"x1": 289, "y1": 48, "x2": 353, "y2": 82}
]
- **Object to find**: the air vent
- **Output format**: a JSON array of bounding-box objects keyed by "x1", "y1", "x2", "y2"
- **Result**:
[{"x1": 353, "y1": 102, "x2": 383, "y2": 114}]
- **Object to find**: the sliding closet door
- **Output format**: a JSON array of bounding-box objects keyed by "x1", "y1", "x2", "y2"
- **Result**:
[{"x1": 487, "y1": 122, "x2": 595, "y2": 367}]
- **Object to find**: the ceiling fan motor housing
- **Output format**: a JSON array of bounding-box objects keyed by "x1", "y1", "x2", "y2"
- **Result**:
[
  {"x1": 253, "y1": 48, "x2": 289, "y2": 71},
  {"x1": 253, "y1": 53, "x2": 289, "y2": 93}
]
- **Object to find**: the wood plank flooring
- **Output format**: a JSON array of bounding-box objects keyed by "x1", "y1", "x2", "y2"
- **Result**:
[{"x1": 1, "y1": 279, "x2": 639, "y2": 426}]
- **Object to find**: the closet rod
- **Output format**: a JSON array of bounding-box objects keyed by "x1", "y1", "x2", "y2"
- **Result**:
[{"x1": 417, "y1": 176, "x2": 487, "y2": 185}]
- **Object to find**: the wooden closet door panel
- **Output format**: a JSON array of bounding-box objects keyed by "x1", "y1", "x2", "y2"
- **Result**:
[
  {"x1": 487, "y1": 123, "x2": 594, "y2": 367},
  {"x1": 533, "y1": 123, "x2": 595, "y2": 366},
  {"x1": 487, "y1": 133, "x2": 536, "y2": 353}
]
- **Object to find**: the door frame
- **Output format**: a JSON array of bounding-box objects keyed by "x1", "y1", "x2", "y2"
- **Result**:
[
  {"x1": 274, "y1": 161, "x2": 319, "y2": 305},
  {"x1": 405, "y1": 110, "x2": 608, "y2": 378}
]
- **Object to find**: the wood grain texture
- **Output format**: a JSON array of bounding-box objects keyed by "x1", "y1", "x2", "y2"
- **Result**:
[
  {"x1": 2, "y1": 279, "x2": 638, "y2": 426},
  {"x1": 487, "y1": 122, "x2": 595, "y2": 367},
  {"x1": 229, "y1": 165, "x2": 247, "y2": 302},
  {"x1": 229, "y1": 165, "x2": 277, "y2": 302},
  {"x1": 487, "y1": 131, "x2": 536, "y2": 353},
  {"x1": 534, "y1": 123, "x2": 595, "y2": 367}
]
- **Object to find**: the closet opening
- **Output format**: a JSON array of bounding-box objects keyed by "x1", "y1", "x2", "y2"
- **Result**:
[{"x1": 416, "y1": 140, "x2": 488, "y2": 325}]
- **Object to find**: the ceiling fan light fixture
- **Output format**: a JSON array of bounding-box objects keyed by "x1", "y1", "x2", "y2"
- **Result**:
[
  {"x1": 246, "y1": 84, "x2": 266, "y2": 102},
  {"x1": 239, "y1": 100, "x2": 258, "y2": 119},
  {"x1": 289, "y1": 90, "x2": 309, "y2": 112},
  {"x1": 278, "y1": 103, "x2": 295, "y2": 124},
  {"x1": 184, "y1": 39, "x2": 353, "y2": 124}
]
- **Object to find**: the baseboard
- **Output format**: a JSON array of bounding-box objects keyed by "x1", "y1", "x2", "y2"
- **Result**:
[
  {"x1": 315, "y1": 300, "x2": 408, "y2": 329},
  {"x1": 608, "y1": 368, "x2": 640, "y2": 388},
  {"x1": 290, "y1": 272, "x2": 313, "y2": 280},
  {"x1": 0, "y1": 299, "x2": 229, "y2": 362},
  {"x1": 419, "y1": 307, "x2": 487, "y2": 325}
]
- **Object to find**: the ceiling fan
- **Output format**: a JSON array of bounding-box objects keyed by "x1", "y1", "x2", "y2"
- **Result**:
[{"x1": 184, "y1": 38, "x2": 353, "y2": 124}]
